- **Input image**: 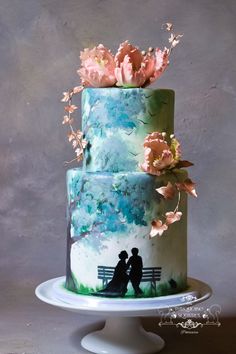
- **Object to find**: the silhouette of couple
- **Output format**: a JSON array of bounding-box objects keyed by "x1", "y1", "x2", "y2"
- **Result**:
[{"x1": 98, "y1": 248, "x2": 143, "y2": 297}]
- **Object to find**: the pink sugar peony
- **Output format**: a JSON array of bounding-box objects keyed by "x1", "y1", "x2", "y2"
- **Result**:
[
  {"x1": 114, "y1": 41, "x2": 169, "y2": 88},
  {"x1": 78, "y1": 44, "x2": 116, "y2": 87},
  {"x1": 114, "y1": 41, "x2": 155, "y2": 87},
  {"x1": 140, "y1": 132, "x2": 181, "y2": 176}
]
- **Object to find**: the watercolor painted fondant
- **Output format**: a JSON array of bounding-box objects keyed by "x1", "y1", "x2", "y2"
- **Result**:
[
  {"x1": 66, "y1": 168, "x2": 187, "y2": 297},
  {"x1": 82, "y1": 88, "x2": 174, "y2": 172}
]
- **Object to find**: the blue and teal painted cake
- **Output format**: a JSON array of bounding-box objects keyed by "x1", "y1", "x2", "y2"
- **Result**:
[{"x1": 66, "y1": 88, "x2": 188, "y2": 298}]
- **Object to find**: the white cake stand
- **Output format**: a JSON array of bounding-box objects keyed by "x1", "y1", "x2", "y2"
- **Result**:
[{"x1": 35, "y1": 277, "x2": 211, "y2": 354}]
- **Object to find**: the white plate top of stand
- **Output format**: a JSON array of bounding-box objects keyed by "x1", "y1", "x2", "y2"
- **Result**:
[{"x1": 35, "y1": 277, "x2": 212, "y2": 317}]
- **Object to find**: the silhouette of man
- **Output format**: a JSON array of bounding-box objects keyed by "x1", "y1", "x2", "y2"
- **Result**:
[{"x1": 127, "y1": 248, "x2": 143, "y2": 296}]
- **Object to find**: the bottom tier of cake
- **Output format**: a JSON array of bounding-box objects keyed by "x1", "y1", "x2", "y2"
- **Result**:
[{"x1": 66, "y1": 169, "x2": 188, "y2": 298}]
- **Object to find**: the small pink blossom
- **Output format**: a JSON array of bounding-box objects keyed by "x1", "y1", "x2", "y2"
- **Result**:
[
  {"x1": 150, "y1": 219, "x2": 168, "y2": 237},
  {"x1": 72, "y1": 86, "x2": 84, "y2": 94},
  {"x1": 168, "y1": 33, "x2": 184, "y2": 48},
  {"x1": 61, "y1": 91, "x2": 71, "y2": 102},
  {"x1": 78, "y1": 44, "x2": 116, "y2": 87},
  {"x1": 64, "y1": 105, "x2": 78, "y2": 113},
  {"x1": 165, "y1": 211, "x2": 182, "y2": 225},
  {"x1": 62, "y1": 115, "x2": 73, "y2": 125},
  {"x1": 140, "y1": 132, "x2": 181, "y2": 176},
  {"x1": 164, "y1": 23, "x2": 173, "y2": 31}
]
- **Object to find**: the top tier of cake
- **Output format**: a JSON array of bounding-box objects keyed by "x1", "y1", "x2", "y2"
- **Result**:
[{"x1": 82, "y1": 88, "x2": 174, "y2": 172}]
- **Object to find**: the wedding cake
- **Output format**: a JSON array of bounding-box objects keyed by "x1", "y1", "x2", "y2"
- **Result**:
[{"x1": 62, "y1": 26, "x2": 197, "y2": 298}]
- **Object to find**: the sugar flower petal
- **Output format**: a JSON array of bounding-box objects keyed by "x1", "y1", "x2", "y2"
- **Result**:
[
  {"x1": 150, "y1": 48, "x2": 169, "y2": 83},
  {"x1": 153, "y1": 149, "x2": 174, "y2": 170}
]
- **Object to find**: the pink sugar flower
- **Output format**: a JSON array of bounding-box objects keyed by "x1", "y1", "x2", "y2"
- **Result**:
[
  {"x1": 150, "y1": 220, "x2": 168, "y2": 237},
  {"x1": 165, "y1": 211, "x2": 182, "y2": 225},
  {"x1": 140, "y1": 132, "x2": 181, "y2": 176},
  {"x1": 114, "y1": 41, "x2": 155, "y2": 87},
  {"x1": 114, "y1": 41, "x2": 169, "y2": 88},
  {"x1": 78, "y1": 44, "x2": 116, "y2": 87}
]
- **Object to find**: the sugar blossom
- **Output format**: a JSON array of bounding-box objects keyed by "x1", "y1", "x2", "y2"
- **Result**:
[
  {"x1": 140, "y1": 132, "x2": 181, "y2": 176},
  {"x1": 77, "y1": 41, "x2": 171, "y2": 88},
  {"x1": 140, "y1": 131, "x2": 197, "y2": 238},
  {"x1": 78, "y1": 44, "x2": 116, "y2": 87},
  {"x1": 114, "y1": 41, "x2": 169, "y2": 88},
  {"x1": 76, "y1": 23, "x2": 182, "y2": 89},
  {"x1": 150, "y1": 220, "x2": 168, "y2": 237}
]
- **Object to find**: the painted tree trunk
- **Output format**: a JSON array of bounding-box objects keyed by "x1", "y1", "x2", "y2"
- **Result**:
[{"x1": 65, "y1": 210, "x2": 77, "y2": 291}]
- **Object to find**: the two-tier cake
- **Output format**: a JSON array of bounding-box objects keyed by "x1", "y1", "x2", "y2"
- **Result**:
[
  {"x1": 62, "y1": 29, "x2": 197, "y2": 299},
  {"x1": 66, "y1": 88, "x2": 188, "y2": 298}
]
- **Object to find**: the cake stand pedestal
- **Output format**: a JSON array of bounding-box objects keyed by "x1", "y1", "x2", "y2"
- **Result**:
[{"x1": 35, "y1": 277, "x2": 211, "y2": 354}]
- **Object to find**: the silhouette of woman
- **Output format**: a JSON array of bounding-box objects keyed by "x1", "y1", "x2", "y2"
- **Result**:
[{"x1": 95, "y1": 250, "x2": 129, "y2": 297}]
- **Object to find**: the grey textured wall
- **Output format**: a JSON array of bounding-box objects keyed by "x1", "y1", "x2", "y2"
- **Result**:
[{"x1": 0, "y1": 0, "x2": 236, "y2": 320}]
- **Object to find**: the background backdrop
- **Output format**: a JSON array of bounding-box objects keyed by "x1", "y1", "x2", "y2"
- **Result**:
[{"x1": 0, "y1": 0, "x2": 235, "y2": 353}]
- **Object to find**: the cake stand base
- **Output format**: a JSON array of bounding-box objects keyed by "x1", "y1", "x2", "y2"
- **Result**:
[
  {"x1": 35, "y1": 277, "x2": 211, "y2": 354},
  {"x1": 81, "y1": 317, "x2": 164, "y2": 354}
]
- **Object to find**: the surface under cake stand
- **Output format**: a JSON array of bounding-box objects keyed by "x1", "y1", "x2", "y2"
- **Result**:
[{"x1": 35, "y1": 277, "x2": 211, "y2": 354}]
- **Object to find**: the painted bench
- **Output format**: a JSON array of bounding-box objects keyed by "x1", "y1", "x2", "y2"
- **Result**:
[{"x1": 97, "y1": 265, "x2": 162, "y2": 296}]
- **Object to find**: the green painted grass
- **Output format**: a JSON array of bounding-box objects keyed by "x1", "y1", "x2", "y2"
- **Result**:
[{"x1": 63, "y1": 274, "x2": 188, "y2": 299}]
